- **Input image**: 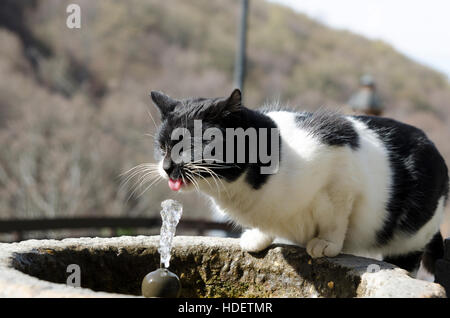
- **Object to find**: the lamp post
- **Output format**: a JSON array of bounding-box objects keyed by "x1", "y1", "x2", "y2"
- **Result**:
[{"x1": 234, "y1": 0, "x2": 249, "y2": 98}]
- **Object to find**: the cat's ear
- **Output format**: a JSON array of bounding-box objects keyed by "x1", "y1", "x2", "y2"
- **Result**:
[
  {"x1": 218, "y1": 88, "x2": 242, "y2": 115},
  {"x1": 226, "y1": 88, "x2": 242, "y2": 110},
  {"x1": 150, "y1": 91, "x2": 179, "y2": 118}
]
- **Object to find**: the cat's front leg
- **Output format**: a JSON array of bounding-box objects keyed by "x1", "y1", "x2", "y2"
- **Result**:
[
  {"x1": 306, "y1": 191, "x2": 351, "y2": 258},
  {"x1": 240, "y1": 228, "x2": 274, "y2": 252},
  {"x1": 306, "y1": 215, "x2": 348, "y2": 258}
]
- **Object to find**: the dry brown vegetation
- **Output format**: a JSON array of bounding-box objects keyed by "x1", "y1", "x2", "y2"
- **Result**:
[{"x1": 0, "y1": 0, "x2": 449, "y2": 237}]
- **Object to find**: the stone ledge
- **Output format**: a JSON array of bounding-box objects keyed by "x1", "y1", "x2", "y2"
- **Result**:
[{"x1": 0, "y1": 236, "x2": 446, "y2": 298}]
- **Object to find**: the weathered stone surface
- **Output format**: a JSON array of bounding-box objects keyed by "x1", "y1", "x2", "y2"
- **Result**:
[{"x1": 0, "y1": 236, "x2": 446, "y2": 298}]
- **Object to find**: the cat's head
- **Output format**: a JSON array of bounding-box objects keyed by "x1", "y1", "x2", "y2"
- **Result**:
[{"x1": 151, "y1": 89, "x2": 245, "y2": 192}]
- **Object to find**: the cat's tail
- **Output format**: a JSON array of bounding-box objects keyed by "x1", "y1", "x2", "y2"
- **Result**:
[
  {"x1": 420, "y1": 178, "x2": 448, "y2": 277},
  {"x1": 421, "y1": 231, "x2": 444, "y2": 275},
  {"x1": 423, "y1": 177, "x2": 449, "y2": 273}
]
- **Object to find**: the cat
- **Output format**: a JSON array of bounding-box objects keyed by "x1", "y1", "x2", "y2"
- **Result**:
[{"x1": 150, "y1": 88, "x2": 449, "y2": 278}]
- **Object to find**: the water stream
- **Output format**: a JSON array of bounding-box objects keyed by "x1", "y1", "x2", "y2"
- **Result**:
[
  {"x1": 141, "y1": 199, "x2": 183, "y2": 297},
  {"x1": 158, "y1": 199, "x2": 183, "y2": 268}
]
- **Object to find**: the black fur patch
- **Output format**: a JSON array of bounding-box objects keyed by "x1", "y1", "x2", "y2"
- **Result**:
[
  {"x1": 295, "y1": 111, "x2": 360, "y2": 149},
  {"x1": 241, "y1": 108, "x2": 281, "y2": 189},
  {"x1": 353, "y1": 115, "x2": 449, "y2": 246},
  {"x1": 383, "y1": 251, "x2": 423, "y2": 272}
]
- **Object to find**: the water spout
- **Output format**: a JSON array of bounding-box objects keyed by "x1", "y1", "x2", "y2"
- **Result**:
[{"x1": 141, "y1": 199, "x2": 182, "y2": 297}]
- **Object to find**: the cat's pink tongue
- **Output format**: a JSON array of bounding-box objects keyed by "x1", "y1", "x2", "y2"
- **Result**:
[{"x1": 168, "y1": 178, "x2": 183, "y2": 191}]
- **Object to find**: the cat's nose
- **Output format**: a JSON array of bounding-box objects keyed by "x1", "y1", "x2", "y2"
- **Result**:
[{"x1": 163, "y1": 157, "x2": 174, "y2": 176}]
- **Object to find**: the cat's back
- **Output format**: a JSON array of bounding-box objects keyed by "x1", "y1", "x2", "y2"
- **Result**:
[
  {"x1": 352, "y1": 115, "x2": 441, "y2": 156},
  {"x1": 264, "y1": 109, "x2": 360, "y2": 155}
]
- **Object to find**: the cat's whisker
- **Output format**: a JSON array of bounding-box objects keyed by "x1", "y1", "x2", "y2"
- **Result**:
[
  {"x1": 184, "y1": 172, "x2": 200, "y2": 193},
  {"x1": 187, "y1": 164, "x2": 230, "y2": 199},
  {"x1": 145, "y1": 107, "x2": 159, "y2": 131},
  {"x1": 186, "y1": 163, "x2": 237, "y2": 170},
  {"x1": 184, "y1": 164, "x2": 216, "y2": 184},
  {"x1": 120, "y1": 163, "x2": 158, "y2": 177},
  {"x1": 135, "y1": 170, "x2": 160, "y2": 190},
  {"x1": 127, "y1": 173, "x2": 160, "y2": 201},
  {"x1": 180, "y1": 172, "x2": 189, "y2": 192},
  {"x1": 144, "y1": 132, "x2": 156, "y2": 140},
  {"x1": 206, "y1": 169, "x2": 229, "y2": 197},
  {"x1": 188, "y1": 165, "x2": 223, "y2": 183},
  {"x1": 122, "y1": 163, "x2": 161, "y2": 201},
  {"x1": 120, "y1": 166, "x2": 160, "y2": 189},
  {"x1": 189, "y1": 169, "x2": 222, "y2": 199},
  {"x1": 120, "y1": 164, "x2": 159, "y2": 182},
  {"x1": 187, "y1": 169, "x2": 214, "y2": 192},
  {"x1": 132, "y1": 169, "x2": 161, "y2": 194},
  {"x1": 184, "y1": 159, "x2": 240, "y2": 170},
  {"x1": 136, "y1": 175, "x2": 163, "y2": 199},
  {"x1": 122, "y1": 166, "x2": 159, "y2": 183}
]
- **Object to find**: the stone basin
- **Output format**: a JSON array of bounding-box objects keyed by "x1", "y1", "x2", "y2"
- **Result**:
[{"x1": 0, "y1": 236, "x2": 446, "y2": 298}]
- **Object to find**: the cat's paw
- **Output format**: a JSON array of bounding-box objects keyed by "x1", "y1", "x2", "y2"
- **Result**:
[
  {"x1": 240, "y1": 229, "x2": 273, "y2": 253},
  {"x1": 306, "y1": 238, "x2": 341, "y2": 258}
]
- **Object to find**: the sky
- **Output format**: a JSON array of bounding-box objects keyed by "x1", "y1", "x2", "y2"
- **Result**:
[{"x1": 269, "y1": 0, "x2": 450, "y2": 79}]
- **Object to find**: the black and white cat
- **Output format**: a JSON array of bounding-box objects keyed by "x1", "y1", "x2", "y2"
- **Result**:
[{"x1": 150, "y1": 89, "x2": 449, "y2": 278}]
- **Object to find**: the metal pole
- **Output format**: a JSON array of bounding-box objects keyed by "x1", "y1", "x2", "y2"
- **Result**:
[{"x1": 234, "y1": 0, "x2": 249, "y2": 97}]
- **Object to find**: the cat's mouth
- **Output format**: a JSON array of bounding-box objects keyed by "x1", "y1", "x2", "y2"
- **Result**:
[{"x1": 168, "y1": 178, "x2": 188, "y2": 191}]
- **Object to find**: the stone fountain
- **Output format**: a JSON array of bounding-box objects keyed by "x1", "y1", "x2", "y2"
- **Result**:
[{"x1": 0, "y1": 235, "x2": 446, "y2": 297}]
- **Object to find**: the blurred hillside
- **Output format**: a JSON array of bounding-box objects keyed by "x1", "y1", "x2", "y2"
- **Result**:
[{"x1": 0, "y1": 0, "x2": 449, "y2": 234}]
